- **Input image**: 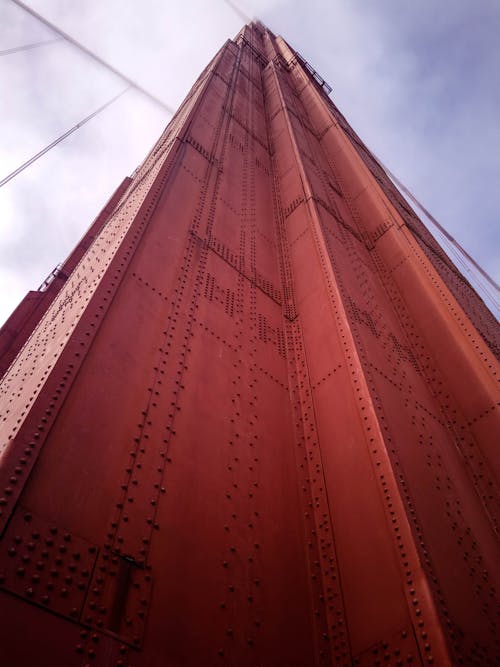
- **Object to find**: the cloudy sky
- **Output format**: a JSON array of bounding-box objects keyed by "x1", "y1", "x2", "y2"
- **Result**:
[{"x1": 1, "y1": 0, "x2": 499, "y2": 325}]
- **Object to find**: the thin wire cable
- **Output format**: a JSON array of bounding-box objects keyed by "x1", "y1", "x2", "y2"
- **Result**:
[
  {"x1": 0, "y1": 87, "x2": 130, "y2": 189},
  {"x1": 432, "y1": 225, "x2": 500, "y2": 310},
  {"x1": 334, "y1": 118, "x2": 497, "y2": 301},
  {"x1": 359, "y1": 136, "x2": 500, "y2": 310},
  {"x1": 0, "y1": 37, "x2": 61, "y2": 56},
  {"x1": 222, "y1": 0, "x2": 252, "y2": 23},
  {"x1": 10, "y1": 0, "x2": 174, "y2": 115},
  {"x1": 381, "y1": 162, "x2": 499, "y2": 294},
  {"x1": 396, "y1": 179, "x2": 500, "y2": 313}
]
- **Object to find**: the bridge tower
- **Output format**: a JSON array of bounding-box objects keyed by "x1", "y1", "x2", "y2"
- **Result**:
[{"x1": 0, "y1": 21, "x2": 498, "y2": 667}]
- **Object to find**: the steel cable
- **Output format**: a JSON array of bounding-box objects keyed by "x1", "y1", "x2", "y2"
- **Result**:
[
  {"x1": 385, "y1": 165, "x2": 499, "y2": 293},
  {"x1": 0, "y1": 37, "x2": 61, "y2": 56},
  {"x1": 0, "y1": 87, "x2": 131, "y2": 188},
  {"x1": 10, "y1": 0, "x2": 174, "y2": 114},
  {"x1": 368, "y1": 152, "x2": 500, "y2": 310}
]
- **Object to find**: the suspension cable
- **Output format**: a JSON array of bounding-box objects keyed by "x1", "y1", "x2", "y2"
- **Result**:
[
  {"x1": 10, "y1": 0, "x2": 174, "y2": 114},
  {"x1": 0, "y1": 37, "x2": 61, "y2": 57},
  {"x1": 0, "y1": 87, "x2": 131, "y2": 189},
  {"x1": 222, "y1": 0, "x2": 252, "y2": 23},
  {"x1": 369, "y1": 151, "x2": 500, "y2": 303},
  {"x1": 384, "y1": 164, "x2": 499, "y2": 293}
]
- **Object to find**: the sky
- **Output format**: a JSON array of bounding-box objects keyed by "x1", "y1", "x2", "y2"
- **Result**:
[{"x1": 0, "y1": 0, "x2": 499, "y2": 326}]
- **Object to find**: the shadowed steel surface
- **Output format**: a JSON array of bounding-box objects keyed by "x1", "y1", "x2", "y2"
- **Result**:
[{"x1": 0, "y1": 21, "x2": 498, "y2": 667}]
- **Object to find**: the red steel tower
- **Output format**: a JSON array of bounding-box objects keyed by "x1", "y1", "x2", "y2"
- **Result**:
[{"x1": 0, "y1": 21, "x2": 499, "y2": 667}]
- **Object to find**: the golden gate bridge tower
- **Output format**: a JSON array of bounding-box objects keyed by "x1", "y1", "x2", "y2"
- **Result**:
[{"x1": 0, "y1": 20, "x2": 499, "y2": 667}]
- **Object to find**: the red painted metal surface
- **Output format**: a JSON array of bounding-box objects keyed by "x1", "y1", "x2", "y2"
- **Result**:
[{"x1": 0, "y1": 21, "x2": 499, "y2": 667}]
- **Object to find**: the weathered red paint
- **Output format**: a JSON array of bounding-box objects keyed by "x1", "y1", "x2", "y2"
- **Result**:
[{"x1": 0, "y1": 21, "x2": 498, "y2": 667}]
